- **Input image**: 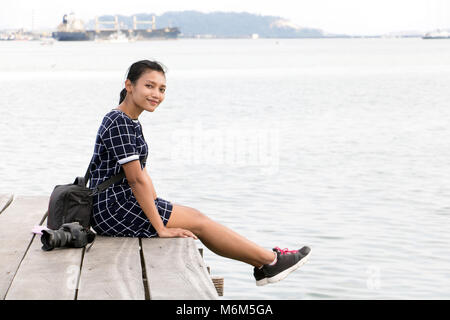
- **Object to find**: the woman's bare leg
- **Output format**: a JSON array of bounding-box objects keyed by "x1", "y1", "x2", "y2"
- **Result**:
[{"x1": 166, "y1": 204, "x2": 276, "y2": 267}]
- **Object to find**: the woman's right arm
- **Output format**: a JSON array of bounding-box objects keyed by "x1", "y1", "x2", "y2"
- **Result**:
[{"x1": 121, "y1": 160, "x2": 197, "y2": 239}]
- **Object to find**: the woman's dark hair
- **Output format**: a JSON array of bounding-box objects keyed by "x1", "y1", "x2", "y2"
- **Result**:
[{"x1": 119, "y1": 60, "x2": 167, "y2": 104}]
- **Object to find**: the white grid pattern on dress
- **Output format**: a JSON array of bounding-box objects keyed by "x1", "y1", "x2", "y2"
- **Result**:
[{"x1": 88, "y1": 109, "x2": 172, "y2": 237}]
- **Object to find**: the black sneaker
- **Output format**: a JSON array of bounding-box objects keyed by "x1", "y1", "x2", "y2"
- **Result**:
[
  {"x1": 261, "y1": 246, "x2": 311, "y2": 284},
  {"x1": 253, "y1": 266, "x2": 269, "y2": 286}
]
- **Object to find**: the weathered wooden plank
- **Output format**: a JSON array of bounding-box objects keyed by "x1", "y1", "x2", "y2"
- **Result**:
[
  {"x1": 0, "y1": 194, "x2": 14, "y2": 215},
  {"x1": 77, "y1": 236, "x2": 145, "y2": 300},
  {"x1": 0, "y1": 195, "x2": 48, "y2": 300},
  {"x1": 211, "y1": 276, "x2": 224, "y2": 296},
  {"x1": 5, "y1": 228, "x2": 84, "y2": 300},
  {"x1": 141, "y1": 238, "x2": 218, "y2": 300}
]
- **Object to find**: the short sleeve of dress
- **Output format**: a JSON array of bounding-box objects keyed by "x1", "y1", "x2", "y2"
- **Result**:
[{"x1": 103, "y1": 115, "x2": 140, "y2": 165}]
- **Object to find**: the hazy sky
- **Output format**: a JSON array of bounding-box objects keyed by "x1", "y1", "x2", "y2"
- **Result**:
[{"x1": 1, "y1": 0, "x2": 449, "y2": 35}]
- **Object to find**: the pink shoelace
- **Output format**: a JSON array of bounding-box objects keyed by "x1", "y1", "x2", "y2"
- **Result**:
[{"x1": 274, "y1": 247, "x2": 298, "y2": 255}]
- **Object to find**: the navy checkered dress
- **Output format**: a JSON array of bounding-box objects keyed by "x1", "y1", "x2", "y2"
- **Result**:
[{"x1": 88, "y1": 109, "x2": 172, "y2": 237}]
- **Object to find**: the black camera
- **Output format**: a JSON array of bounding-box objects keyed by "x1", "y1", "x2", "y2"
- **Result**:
[{"x1": 41, "y1": 222, "x2": 95, "y2": 251}]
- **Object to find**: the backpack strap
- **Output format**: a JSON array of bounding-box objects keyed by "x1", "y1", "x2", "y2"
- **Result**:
[
  {"x1": 84, "y1": 156, "x2": 146, "y2": 196},
  {"x1": 83, "y1": 154, "x2": 95, "y2": 185},
  {"x1": 90, "y1": 171, "x2": 125, "y2": 195}
]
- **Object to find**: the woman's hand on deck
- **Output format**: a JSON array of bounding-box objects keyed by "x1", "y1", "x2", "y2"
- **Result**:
[{"x1": 157, "y1": 227, "x2": 198, "y2": 240}]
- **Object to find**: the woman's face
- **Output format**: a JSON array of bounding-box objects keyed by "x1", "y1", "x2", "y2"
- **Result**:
[{"x1": 127, "y1": 70, "x2": 166, "y2": 112}]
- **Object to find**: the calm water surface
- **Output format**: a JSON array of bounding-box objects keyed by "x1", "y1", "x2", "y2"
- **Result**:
[{"x1": 1, "y1": 38, "x2": 450, "y2": 299}]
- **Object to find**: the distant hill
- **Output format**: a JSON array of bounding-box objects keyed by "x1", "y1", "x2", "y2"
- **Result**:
[{"x1": 86, "y1": 11, "x2": 341, "y2": 38}]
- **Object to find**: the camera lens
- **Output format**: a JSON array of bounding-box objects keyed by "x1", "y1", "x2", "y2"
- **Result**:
[{"x1": 41, "y1": 229, "x2": 72, "y2": 251}]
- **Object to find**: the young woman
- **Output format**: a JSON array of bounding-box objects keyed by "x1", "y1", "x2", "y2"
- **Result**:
[{"x1": 88, "y1": 60, "x2": 311, "y2": 286}]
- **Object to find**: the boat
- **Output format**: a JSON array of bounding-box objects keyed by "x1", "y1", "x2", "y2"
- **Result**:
[
  {"x1": 0, "y1": 33, "x2": 15, "y2": 41},
  {"x1": 52, "y1": 13, "x2": 180, "y2": 41},
  {"x1": 93, "y1": 15, "x2": 180, "y2": 40},
  {"x1": 422, "y1": 29, "x2": 450, "y2": 39},
  {"x1": 40, "y1": 38, "x2": 55, "y2": 45},
  {"x1": 52, "y1": 13, "x2": 94, "y2": 41},
  {"x1": 108, "y1": 30, "x2": 131, "y2": 42},
  {"x1": 95, "y1": 30, "x2": 134, "y2": 43}
]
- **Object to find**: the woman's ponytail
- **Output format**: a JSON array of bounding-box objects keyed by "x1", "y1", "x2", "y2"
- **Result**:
[{"x1": 119, "y1": 88, "x2": 127, "y2": 104}]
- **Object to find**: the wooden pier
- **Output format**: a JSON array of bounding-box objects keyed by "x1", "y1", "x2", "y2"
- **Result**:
[{"x1": 0, "y1": 194, "x2": 222, "y2": 300}]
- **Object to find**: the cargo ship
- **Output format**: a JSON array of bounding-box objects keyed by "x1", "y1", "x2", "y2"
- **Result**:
[
  {"x1": 52, "y1": 13, "x2": 180, "y2": 41},
  {"x1": 422, "y1": 29, "x2": 450, "y2": 39},
  {"x1": 52, "y1": 13, "x2": 93, "y2": 41},
  {"x1": 92, "y1": 15, "x2": 179, "y2": 40}
]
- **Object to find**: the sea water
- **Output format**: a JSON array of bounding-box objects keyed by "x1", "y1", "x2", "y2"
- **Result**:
[{"x1": 1, "y1": 38, "x2": 450, "y2": 299}]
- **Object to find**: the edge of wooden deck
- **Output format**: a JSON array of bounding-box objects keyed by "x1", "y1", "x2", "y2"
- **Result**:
[{"x1": 0, "y1": 194, "x2": 14, "y2": 215}]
